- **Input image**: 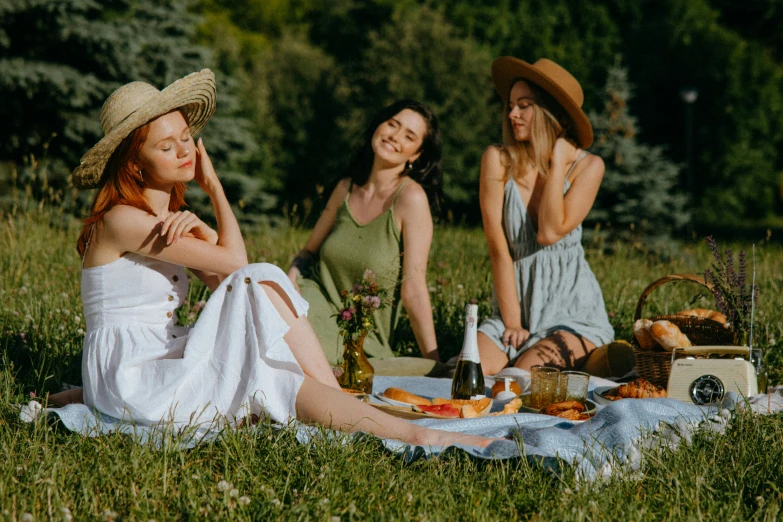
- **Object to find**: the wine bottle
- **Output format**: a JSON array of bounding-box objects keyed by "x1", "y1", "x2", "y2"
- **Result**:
[{"x1": 451, "y1": 303, "x2": 486, "y2": 400}]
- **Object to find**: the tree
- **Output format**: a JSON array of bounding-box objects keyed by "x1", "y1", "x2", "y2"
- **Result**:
[
  {"x1": 588, "y1": 62, "x2": 690, "y2": 242},
  {"x1": 0, "y1": 0, "x2": 264, "y2": 223}
]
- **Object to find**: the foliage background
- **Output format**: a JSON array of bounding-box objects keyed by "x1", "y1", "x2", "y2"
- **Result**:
[{"x1": 2, "y1": 0, "x2": 783, "y2": 234}]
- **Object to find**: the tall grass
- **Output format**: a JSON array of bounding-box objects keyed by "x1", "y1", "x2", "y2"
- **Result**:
[{"x1": 2, "y1": 207, "x2": 783, "y2": 520}]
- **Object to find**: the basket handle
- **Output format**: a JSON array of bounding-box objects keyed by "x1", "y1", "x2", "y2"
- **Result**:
[{"x1": 633, "y1": 273, "x2": 715, "y2": 322}]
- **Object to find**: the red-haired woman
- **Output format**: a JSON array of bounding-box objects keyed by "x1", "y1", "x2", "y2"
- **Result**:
[{"x1": 49, "y1": 70, "x2": 494, "y2": 448}]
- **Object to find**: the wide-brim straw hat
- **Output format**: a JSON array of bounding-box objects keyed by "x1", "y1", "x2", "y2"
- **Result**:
[
  {"x1": 491, "y1": 57, "x2": 593, "y2": 148},
  {"x1": 72, "y1": 69, "x2": 217, "y2": 189}
]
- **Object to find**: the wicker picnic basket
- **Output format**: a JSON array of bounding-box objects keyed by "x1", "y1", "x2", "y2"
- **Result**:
[{"x1": 632, "y1": 274, "x2": 735, "y2": 388}]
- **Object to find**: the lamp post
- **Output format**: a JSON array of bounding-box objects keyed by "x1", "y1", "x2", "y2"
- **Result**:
[{"x1": 680, "y1": 87, "x2": 698, "y2": 192}]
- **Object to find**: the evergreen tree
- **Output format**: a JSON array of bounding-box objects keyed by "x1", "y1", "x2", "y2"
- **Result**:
[
  {"x1": 588, "y1": 62, "x2": 690, "y2": 241},
  {"x1": 0, "y1": 0, "x2": 266, "y2": 224}
]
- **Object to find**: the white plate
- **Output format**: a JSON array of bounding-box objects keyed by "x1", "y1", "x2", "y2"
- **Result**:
[
  {"x1": 592, "y1": 386, "x2": 618, "y2": 406},
  {"x1": 373, "y1": 393, "x2": 424, "y2": 408}
]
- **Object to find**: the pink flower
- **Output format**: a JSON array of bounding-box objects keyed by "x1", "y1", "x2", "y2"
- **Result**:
[
  {"x1": 362, "y1": 269, "x2": 376, "y2": 283},
  {"x1": 340, "y1": 309, "x2": 353, "y2": 321}
]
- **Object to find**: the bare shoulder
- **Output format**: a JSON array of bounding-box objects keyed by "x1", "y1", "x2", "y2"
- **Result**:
[
  {"x1": 481, "y1": 145, "x2": 506, "y2": 181},
  {"x1": 102, "y1": 205, "x2": 160, "y2": 236},
  {"x1": 396, "y1": 179, "x2": 429, "y2": 208},
  {"x1": 572, "y1": 152, "x2": 605, "y2": 181}
]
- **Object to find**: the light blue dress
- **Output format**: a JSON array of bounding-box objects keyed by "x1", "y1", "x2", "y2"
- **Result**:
[{"x1": 478, "y1": 153, "x2": 614, "y2": 361}]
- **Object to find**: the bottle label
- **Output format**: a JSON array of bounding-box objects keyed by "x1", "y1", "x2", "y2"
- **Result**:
[
  {"x1": 470, "y1": 394, "x2": 487, "y2": 400},
  {"x1": 457, "y1": 351, "x2": 481, "y2": 364}
]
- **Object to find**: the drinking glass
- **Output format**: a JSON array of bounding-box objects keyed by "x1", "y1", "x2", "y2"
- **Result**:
[
  {"x1": 557, "y1": 371, "x2": 590, "y2": 406},
  {"x1": 751, "y1": 348, "x2": 769, "y2": 394},
  {"x1": 530, "y1": 366, "x2": 560, "y2": 409}
]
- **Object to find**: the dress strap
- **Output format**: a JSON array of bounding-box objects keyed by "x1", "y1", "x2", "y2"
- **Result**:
[
  {"x1": 565, "y1": 151, "x2": 589, "y2": 183},
  {"x1": 391, "y1": 178, "x2": 411, "y2": 204},
  {"x1": 81, "y1": 223, "x2": 95, "y2": 268}
]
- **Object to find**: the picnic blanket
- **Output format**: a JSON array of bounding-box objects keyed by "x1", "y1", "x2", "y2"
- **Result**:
[{"x1": 22, "y1": 374, "x2": 783, "y2": 480}]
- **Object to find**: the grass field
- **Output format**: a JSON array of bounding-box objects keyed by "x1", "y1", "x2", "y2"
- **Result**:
[{"x1": 2, "y1": 207, "x2": 783, "y2": 521}]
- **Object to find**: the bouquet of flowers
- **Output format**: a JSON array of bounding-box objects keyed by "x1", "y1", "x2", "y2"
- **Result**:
[
  {"x1": 703, "y1": 236, "x2": 759, "y2": 344},
  {"x1": 335, "y1": 269, "x2": 389, "y2": 342}
]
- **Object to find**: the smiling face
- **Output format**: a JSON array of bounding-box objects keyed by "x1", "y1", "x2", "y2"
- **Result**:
[
  {"x1": 135, "y1": 111, "x2": 195, "y2": 187},
  {"x1": 507, "y1": 80, "x2": 537, "y2": 142},
  {"x1": 370, "y1": 109, "x2": 427, "y2": 168}
]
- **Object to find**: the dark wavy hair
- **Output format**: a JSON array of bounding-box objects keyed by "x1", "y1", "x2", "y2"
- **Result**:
[{"x1": 345, "y1": 100, "x2": 444, "y2": 211}]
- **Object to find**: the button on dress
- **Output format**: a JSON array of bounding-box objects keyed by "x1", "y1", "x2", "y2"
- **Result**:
[{"x1": 80, "y1": 253, "x2": 308, "y2": 426}]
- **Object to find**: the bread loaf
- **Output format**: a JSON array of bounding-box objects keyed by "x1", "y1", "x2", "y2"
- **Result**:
[
  {"x1": 677, "y1": 308, "x2": 727, "y2": 325},
  {"x1": 633, "y1": 318, "x2": 658, "y2": 350},
  {"x1": 650, "y1": 320, "x2": 692, "y2": 351},
  {"x1": 382, "y1": 387, "x2": 431, "y2": 406}
]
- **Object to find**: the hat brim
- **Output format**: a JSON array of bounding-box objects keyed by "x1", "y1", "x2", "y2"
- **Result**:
[
  {"x1": 491, "y1": 57, "x2": 593, "y2": 149},
  {"x1": 72, "y1": 69, "x2": 217, "y2": 189}
]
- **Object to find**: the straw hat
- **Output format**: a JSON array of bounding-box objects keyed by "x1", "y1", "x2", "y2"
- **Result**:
[
  {"x1": 72, "y1": 69, "x2": 217, "y2": 189},
  {"x1": 491, "y1": 57, "x2": 593, "y2": 148}
]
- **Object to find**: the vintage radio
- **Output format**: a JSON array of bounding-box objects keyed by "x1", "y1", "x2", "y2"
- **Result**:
[{"x1": 667, "y1": 346, "x2": 758, "y2": 405}]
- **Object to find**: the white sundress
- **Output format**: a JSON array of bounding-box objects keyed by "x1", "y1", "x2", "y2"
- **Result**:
[{"x1": 80, "y1": 253, "x2": 308, "y2": 427}]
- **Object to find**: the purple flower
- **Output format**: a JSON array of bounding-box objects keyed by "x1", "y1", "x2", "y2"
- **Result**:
[
  {"x1": 352, "y1": 283, "x2": 362, "y2": 294},
  {"x1": 340, "y1": 309, "x2": 353, "y2": 321},
  {"x1": 363, "y1": 295, "x2": 381, "y2": 309}
]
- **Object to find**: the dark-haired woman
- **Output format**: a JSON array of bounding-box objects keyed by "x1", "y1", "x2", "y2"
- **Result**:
[{"x1": 287, "y1": 101, "x2": 444, "y2": 375}]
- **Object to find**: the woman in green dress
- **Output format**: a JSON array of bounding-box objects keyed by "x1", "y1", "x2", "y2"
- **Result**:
[{"x1": 286, "y1": 100, "x2": 445, "y2": 375}]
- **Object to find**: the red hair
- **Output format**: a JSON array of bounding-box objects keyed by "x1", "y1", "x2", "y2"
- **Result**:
[{"x1": 76, "y1": 119, "x2": 188, "y2": 257}]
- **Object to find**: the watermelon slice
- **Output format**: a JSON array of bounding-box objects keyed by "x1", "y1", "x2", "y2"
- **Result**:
[{"x1": 414, "y1": 403, "x2": 461, "y2": 418}]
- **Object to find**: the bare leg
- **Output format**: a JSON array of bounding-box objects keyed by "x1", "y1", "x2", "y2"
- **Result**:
[
  {"x1": 47, "y1": 388, "x2": 83, "y2": 406},
  {"x1": 478, "y1": 332, "x2": 510, "y2": 376},
  {"x1": 513, "y1": 331, "x2": 596, "y2": 371},
  {"x1": 296, "y1": 375, "x2": 496, "y2": 448},
  {"x1": 260, "y1": 281, "x2": 341, "y2": 389}
]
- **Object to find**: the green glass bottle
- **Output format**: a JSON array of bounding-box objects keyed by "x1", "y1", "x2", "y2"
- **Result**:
[{"x1": 451, "y1": 304, "x2": 486, "y2": 399}]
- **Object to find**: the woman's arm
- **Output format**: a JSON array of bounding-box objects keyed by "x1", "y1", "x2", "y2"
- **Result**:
[
  {"x1": 480, "y1": 147, "x2": 529, "y2": 349},
  {"x1": 287, "y1": 179, "x2": 351, "y2": 284},
  {"x1": 536, "y1": 138, "x2": 605, "y2": 246},
  {"x1": 101, "y1": 138, "x2": 248, "y2": 281},
  {"x1": 396, "y1": 182, "x2": 440, "y2": 362}
]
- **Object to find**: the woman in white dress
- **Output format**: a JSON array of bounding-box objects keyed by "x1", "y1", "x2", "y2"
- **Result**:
[{"x1": 54, "y1": 70, "x2": 493, "y2": 448}]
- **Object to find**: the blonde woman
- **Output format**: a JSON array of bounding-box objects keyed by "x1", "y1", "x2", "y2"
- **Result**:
[
  {"x1": 478, "y1": 57, "x2": 614, "y2": 374},
  {"x1": 48, "y1": 70, "x2": 493, "y2": 449}
]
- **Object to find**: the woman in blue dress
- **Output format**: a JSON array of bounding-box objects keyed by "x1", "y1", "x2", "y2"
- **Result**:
[{"x1": 478, "y1": 57, "x2": 614, "y2": 374}]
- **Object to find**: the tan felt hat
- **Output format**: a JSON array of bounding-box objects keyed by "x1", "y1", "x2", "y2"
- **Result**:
[
  {"x1": 71, "y1": 69, "x2": 217, "y2": 189},
  {"x1": 491, "y1": 57, "x2": 593, "y2": 148}
]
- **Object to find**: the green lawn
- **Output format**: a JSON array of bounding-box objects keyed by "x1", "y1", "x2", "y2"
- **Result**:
[{"x1": 2, "y1": 208, "x2": 783, "y2": 520}]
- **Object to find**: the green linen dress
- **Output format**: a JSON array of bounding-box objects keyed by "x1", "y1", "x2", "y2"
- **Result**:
[{"x1": 298, "y1": 180, "x2": 443, "y2": 376}]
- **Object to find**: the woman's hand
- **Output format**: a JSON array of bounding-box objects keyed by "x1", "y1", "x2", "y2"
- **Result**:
[
  {"x1": 194, "y1": 138, "x2": 221, "y2": 195},
  {"x1": 160, "y1": 210, "x2": 218, "y2": 246},
  {"x1": 551, "y1": 137, "x2": 578, "y2": 171},
  {"x1": 502, "y1": 326, "x2": 530, "y2": 350},
  {"x1": 286, "y1": 266, "x2": 302, "y2": 293}
]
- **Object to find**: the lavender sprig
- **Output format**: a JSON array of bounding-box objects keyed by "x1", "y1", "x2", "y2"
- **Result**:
[{"x1": 703, "y1": 237, "x2": 758, "y2": 337}]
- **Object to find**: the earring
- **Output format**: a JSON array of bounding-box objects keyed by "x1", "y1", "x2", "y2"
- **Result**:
[{"x1": 405, "y1": 161, "x2": 413, "y2": 170}]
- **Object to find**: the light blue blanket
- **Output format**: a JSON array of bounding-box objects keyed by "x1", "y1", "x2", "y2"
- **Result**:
[{"x1": 38, "y1": 375, "x2": 739, "y2": 478}]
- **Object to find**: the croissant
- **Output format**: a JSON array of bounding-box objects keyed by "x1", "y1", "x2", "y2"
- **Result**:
[
  {"x1": 633, "y1": 318, "x2": 658, "y2": 350},
  {"x1": 650, "y1": 320, "x2": 692, "y2": 352},
  {"x1": 677, "y1": 308, "x2": 727, "y2": 325},
  {"x1": 603, "y1": 378, "x2": 667, "y2": 400}
]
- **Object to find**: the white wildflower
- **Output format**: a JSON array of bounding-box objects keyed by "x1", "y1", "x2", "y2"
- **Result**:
[
  {"x1": 20, "y1": 401, "x2": 43, "y2": 423},
  {"x1": 238, "y1": 496, "x2": 251, "y2": 506},
  {"x1": 271, "y1": 498, "x2": 281, "y2": 507},
  {"x1": 217, "y1": 480, "x2": 230, "y2": 492},
  {"x1": 407, "y1": 492, "x2": 413, "y2": 502},
  {"x1": 229, "y1": 488, "x2": 239, "y2": 498},
  {"x1": 21, "y1": 514, "x2": 34, "y2": 522},
  {"x1": 60, "y1": 507, "x2": 73, "y2": 521}
]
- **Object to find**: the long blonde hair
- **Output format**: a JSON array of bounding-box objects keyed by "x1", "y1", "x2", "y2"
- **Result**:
[{"x1": 499, "y1": 80, "x2": 576, "y2": 184}]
